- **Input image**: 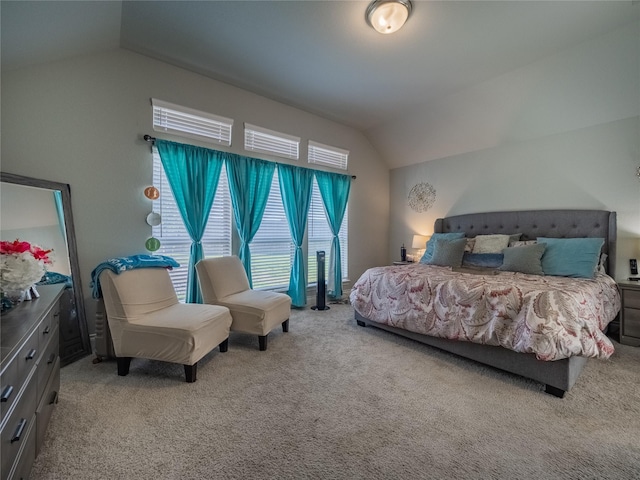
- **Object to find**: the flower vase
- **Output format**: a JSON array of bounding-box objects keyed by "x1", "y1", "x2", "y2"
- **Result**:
[
  {"x1": 2, "y1": 289, "x2": 27, "y2": 311},
  {"x1": 5, "y1": 289, "x2": 27, "y2": 303}
]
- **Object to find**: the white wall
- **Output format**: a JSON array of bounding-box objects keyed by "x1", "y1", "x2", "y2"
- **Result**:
[
  {"x1": 385, "y1": 22, "x2": 639, "y2": 279},
  {"x1": 1, "y1": 49, "x2": 390, "y2": 332}
]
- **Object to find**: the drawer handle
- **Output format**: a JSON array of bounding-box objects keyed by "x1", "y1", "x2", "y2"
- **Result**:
[
  {"x1": 43, "y1": 325, "x2": 51, "y2": 335},
  {"x1": 11, "y1": 418, "x2": 27, "y2": 443},
  {"x1": 49, "y1": 390, "x2": 59, "y2": 405},
  {"x1": 54, "y1": 312, "x2": 60, "y2": 317},
  {"x1": 25, "y1": 349, "x2": 37, "y2": 361},
  {"x1": 1, "y1": 385, "x2": 14, "y2": 402},
  {"x1": 47, "y1": 353, "x2": 57, "y2": 364}
]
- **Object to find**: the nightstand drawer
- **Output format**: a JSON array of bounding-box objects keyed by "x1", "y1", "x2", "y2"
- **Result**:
[
  {"x1": 623, "y1": 288, "x2": 640, "y2": 309},
  {"x1": 622, "y1": 308, "x2": 640, "y2": 338}
]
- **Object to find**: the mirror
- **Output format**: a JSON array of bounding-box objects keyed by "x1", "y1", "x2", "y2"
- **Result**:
[{"x1": 1, "y1": 172, "x2": 91, "y2": 365}]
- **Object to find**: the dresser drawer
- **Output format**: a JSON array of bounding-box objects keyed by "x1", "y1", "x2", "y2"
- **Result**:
[
  {"x1": 622, "y1": 288, "x2": 640, "y2": 310},
  {"x1": 622, "y1": 307, "x2": 640, "y2": 339},
  {"x1": 36, "y1": 357, "x2": 60, "y2": 456},
  {"x1": 6, "y1": 418, "x2": 35, "y2": 480},
  {"x1": 38, "y1": 306, "x2": 60, "y2": 353},
  {"x1": 0, "y1": 373, "x2": 36, "y2": 480},
  {"x1": 1, "y1": 360, "x2": 19, "y2": 424},
  {"x1": 16, "y1": 330, "x2": 39, "y2": 389},
  {"x1": 37, "y1": 327, "x2": 59, "y2": 400}
]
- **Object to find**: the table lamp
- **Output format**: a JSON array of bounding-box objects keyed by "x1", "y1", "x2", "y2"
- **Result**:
[{"x1": 412, "y1": 234, "x2": 430, "y2": 260}]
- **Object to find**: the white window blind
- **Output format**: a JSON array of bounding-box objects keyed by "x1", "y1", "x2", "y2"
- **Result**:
[
  {"x1": 307, "y1": 178, "x2": 348, "y2": 285},
  {"x1": 152, "y1": 148, "x2": 232, "y2": 301},
  {"x1": 308, "y1": 140, "x2": 349, "y2": 170},
  {"x1": 244, "y1": 123, "x2": 300, "y2": 160},
  {"x1": 249, "y1": 169, "x2": 295, "y2": 290},
  {"x1": 152, "y1": 98, "x2": 233, "y2": 146}
]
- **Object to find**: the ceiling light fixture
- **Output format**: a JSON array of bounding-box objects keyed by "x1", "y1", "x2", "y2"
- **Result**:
[{"x1": 366, "y1": 0, "x2": 412, "y2": 34}]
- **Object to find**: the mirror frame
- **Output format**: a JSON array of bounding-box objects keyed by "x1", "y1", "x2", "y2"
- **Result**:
[{"x1": 1, "y1": 172, "x2": 91, "y2": 363}]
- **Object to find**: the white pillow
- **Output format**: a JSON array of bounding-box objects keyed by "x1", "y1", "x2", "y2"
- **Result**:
[{"x1": 472, "y1": 234, "x2": 511, "y2": 254}]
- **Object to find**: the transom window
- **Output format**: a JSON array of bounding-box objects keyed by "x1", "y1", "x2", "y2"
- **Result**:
[
  {"x1": 308, "y1": 140, "x2": 349, "y2": 170},
  {"x1": 244, "y1": 123, "x2": 300, "y2": 160},
  {"x1": 152, "y1": 98, "x2": 233, "y2": 146}
]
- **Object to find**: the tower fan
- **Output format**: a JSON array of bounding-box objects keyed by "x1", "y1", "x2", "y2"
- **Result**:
[{"x1": 311, "y1": 250, "x2": 329, "y2": 311}]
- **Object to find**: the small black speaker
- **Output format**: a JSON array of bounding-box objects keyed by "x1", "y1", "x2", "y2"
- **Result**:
[{"x1": 311, "y1": 250, "x2": 329, "y2": 311}]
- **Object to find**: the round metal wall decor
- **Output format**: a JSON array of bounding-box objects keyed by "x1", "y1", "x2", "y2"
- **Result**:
[
  {"x1": 146, "y1": 212, "x2": 162, "y2": 226},
  {"x1": 407, "y1": 182, "x2": 436, "y2": 213},
  {"x1": 144, "y1": 186, "x2": 160, "y2": 200},
  {"x1": 145, "y1": 237, "x2": 161, "y2": 252}
]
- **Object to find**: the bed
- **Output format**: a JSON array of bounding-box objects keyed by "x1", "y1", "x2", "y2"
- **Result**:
[{"x1": 350, "y1": 209, "x2": 621, "y2": 397}]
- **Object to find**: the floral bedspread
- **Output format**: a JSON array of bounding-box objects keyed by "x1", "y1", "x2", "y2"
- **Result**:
[{"x1": 349, "y1": 264, "x2": 621, "y2": 361}]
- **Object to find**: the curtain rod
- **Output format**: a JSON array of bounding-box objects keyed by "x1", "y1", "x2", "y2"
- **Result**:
[{"x1": 143, "y1": 134, "x2": 356, "y2": 180}]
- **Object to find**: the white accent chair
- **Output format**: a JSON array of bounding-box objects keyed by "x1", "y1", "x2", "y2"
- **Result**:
[
  {"x1": 196, "y1": 256, "x2": 292, "y2": 351},
  {"x1": 99, "y1": 268, "x2": 233, "y2": 382}
]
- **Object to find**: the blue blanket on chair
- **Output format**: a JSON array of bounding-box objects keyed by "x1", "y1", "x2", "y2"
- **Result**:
[{"x1": 90, "y1": 254, "x2": 180, "y2": 299}]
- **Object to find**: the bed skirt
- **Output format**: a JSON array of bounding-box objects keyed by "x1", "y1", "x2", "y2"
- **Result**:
[{"x1": 354, "y1": 311, "x2": 589, "y2": 397}]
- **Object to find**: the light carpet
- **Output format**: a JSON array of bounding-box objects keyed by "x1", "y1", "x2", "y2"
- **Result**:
[{"x1": 31, "y1": 303, "x2": 640, "y2": 480}]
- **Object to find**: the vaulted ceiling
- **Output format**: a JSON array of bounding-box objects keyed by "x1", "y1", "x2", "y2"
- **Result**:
[{"x1": 2, "y1": 1, "x2": 638, "y2": 164}]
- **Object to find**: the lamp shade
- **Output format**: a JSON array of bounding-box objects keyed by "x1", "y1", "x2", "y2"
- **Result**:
[
  {"x1": 366, "y1": 0, "x2": 412, "y2": 34},
  {"x1": 412, "y1": 234, "x2": 430, "y2": 249}
]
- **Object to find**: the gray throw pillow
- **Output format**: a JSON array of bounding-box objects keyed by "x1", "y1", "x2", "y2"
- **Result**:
[
  {"x1": 427, "y1": 238, "x2": 467, "y2": 268},
  {"x1": 498, "y1": 243, "x2": 547, "y2": 275}
]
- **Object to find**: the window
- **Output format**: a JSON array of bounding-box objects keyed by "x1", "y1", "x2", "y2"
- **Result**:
[
  {"x1": 152, "y1": 98, "x2": 233, "y2": 146},
  {"x1": 150, "y1": 101, "x2": 349, "y2": 297},
  {"x1": 244, "y1": 123, "x2": 300, "y2": 160},
  {"x1": 152, "y1": 148, "x2": 232, "y2": 301},
  {"x1": 249, "y1": 169, "x2": 295, "y2": 290},
  {"x1": 308, "y1": 140, "x2": 349, "y2": 170},
  {"x1": 307, "y1": 178, "x2": 349, "y2": 285}
]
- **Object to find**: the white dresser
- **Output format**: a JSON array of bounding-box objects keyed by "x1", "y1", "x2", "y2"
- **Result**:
[{"x1": 1, "y1": 284, "x2": 64, "y2": 480}]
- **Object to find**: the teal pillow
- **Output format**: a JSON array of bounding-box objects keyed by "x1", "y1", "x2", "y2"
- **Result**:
[
  {"x1": 420, "y1": 233, "x2": 465, "y2": 264},
  {"x1": 427, "y1": 238, "x2": 467, "y2": 268},
  {"x1": 498, "y1": 243, "x2": 546, "y2": 275},
  {"x1": 537, "y1": 237, "x2": 604, "y2": 278}
]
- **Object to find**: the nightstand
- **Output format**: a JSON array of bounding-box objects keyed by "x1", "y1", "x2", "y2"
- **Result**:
[{"x1": 618, "y1": 280, "x2": 640, "y2": 346}]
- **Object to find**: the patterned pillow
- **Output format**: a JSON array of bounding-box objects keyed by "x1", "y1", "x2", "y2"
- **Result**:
[
  {"x1": 597, "y1": 253, "x2": 608, "y2": 274},
  {"x1": 472, "y1": 234, "x2": 511, "y2": 254},
  {"x1": 510, "y1": 240, "x2": 537, "y2": 248},
  {"x1": 464, "y1": 238, "x2": 476, "y2": 253}
]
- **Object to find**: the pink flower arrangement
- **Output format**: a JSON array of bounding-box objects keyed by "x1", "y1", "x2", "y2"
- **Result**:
[{"x1": 1, "y1": 239, "x2": 53, "y2": 295}]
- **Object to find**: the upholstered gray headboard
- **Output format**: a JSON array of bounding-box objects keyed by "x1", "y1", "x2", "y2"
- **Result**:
[{"x1": 434, "y1": 210, "x2": 617, "y2": 278}]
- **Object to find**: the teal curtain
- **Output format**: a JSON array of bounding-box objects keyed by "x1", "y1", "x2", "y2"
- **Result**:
[
  {"x1": 315, "y1": 171, "x2": 351, "y2": 299},
  {"x1": 225, "y1": 154, "x2": 275, "y2": 287},
  {"x1": 156, "y1": 139, "x2": 223, "y2": 303},
  {"x1": 53, "y1": 191, "x2": 67, "y2": 245},
  {"x1": 278, "y1": 164, "x2": 313, "y2": 307}
]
